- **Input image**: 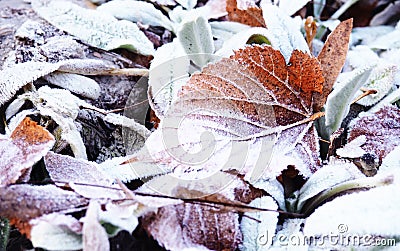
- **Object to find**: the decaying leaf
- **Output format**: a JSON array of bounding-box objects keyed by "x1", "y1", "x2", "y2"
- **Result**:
[
  {"x1": 131, "y1": 44, "x2": 324, "y2": 187},
  {"x1": 142, "y1": 202, "x2": 241, "y2": 250},
  {"x1": 44, "y1": 152, "x2": 124, "y2": 199},
  {"x1": 0, "y1": 184, "x2": 87, "y2": 221},
  {"x1": 313, "y1": 19, "x2": 353, "y2": 111},
  {"x1": 0, "y1": 117, "x2": 54, "y2": 186},
  {"x1": 348, "y1": 105, "x2": 400, "y2": 160},
  {"x1": 31, "y1": 0, "x2": 155, "y2": 55},
  {"x1": 226, "y1": 0, "x2": 265, "y2": 27}
]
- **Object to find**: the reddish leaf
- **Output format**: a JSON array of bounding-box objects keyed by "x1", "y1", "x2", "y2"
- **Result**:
[
  {"x1": 226, "y1": 0, "x2": 265, "y2": 27},
  {"x1": 0, "y1": 184, "x2": 87, "y2": 221},
  {"x1": 314, "y1": 19, "x2": 353, "y2": 111},
  {"x1": 348, "y1": 105, "x2": 400, "y2": 161},
  {"x1": 143, "y1": 203, "x2": 241, "y2": 250},
  {"x1": 0, "y1": 117, "x2": 55, "y2": 185}
]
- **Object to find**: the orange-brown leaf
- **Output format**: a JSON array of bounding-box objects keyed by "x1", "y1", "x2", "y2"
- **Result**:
[
  {"x1": 314, "y1": 18, "x2": 353, "y2": 111},
  {"x1": 226, "y1": 0, "x2": 265, "y2": 27},
  {"x1": 0, "y1": 117, "x2": 55, "y2": 185}
]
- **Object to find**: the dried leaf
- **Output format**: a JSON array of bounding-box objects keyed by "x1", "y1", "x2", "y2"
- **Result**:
[
  {"x1": 97, "y1": 0, "x2": 176, "y2": 32},
  {"x1": 82, "y1": 200, "x2": 110, "y2": 251},
  {"x1": 348, "y1": 105, "x2": 400, "y2": 160},
  {"x1": 0, "y1": 117, "x2": 54, "y2": 185},
  {"x1": 0, "y1": 184, "x2": 87, "y2": 221},
  {"x1": 30, "y1": 213, "x2": 83, "y2": 250},
  {"x1": 134, "y1": 45, "x2": 324, "y2": 186},
  {"x1": 226, "y1": 0, "x2": 265, "y2": 27},
  {"x1": 142, "y1": 203, "x2": 241, "y2": 250},
  {"x1": 31, "y1": 0, "x2": 154, "y2": 55},
  {"x1": 44, "y1": 152, "x2": 124, "y2": 199},
  {"x1": 314, "y1": 19, "x2": 353, "y2": 111}
]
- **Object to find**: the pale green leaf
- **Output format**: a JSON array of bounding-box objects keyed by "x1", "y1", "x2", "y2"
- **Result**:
[
  {"x1": 82, "y1": 200, "x2": 110, "y2": 251},
  {"x1": 297, "y1": 159, "x2": 364, "y2": 212},
  {"x1": 44, "y1": 72, "x2": 101, "y2": 100},
  {"x1": 277, "y1": 0, "x2": 311, "y2": 16},
  {"x1": 30, "y1": 213, "x2": 83, "y2": 250},
  {"x1": 325, "y1": 66, "x2": 374, "y2": 135},
  {"x1": 176, "y1": 0, "x2": 197, "y2": 10},
  {"x1": 178, "y1": 14, "x2": 215, "y2": 67},
  {"x1": 304, "y1": 181, "x2": 400, "y2": 245},
  {"x1": 336, "y1": 135, "x2": 367, "y2": 158},
  {"x1": 97, "y1": 0, "x2": 176, "y2": 32},
  {"x1": 32, "y1": 0, "x2": 154, "y2": 55},
  {"x1": 351, "y1": 25, "x2": 394, "y2": 47},
  {"x1": 356, "y1": 63, "x2": 397, "y2": 106},
  {"x1": 216, "y1": 27, "x2": 271, "y2": 57},
  {"x1": 240, "y1": 196, "x2": 279, "y2": 251},
  {"x1": 148, "y1": 39, "x2": 190, "y2": 118},
  {"x1": 0, "y1": 61, "x2": 61, "y2": 106},
  {"x1": 368, "y1": 20, "x2": 400, "y2": 50},
  {"x1": 250, "y1": 178, "x2": 285, "y2": 211},
  {"x1": 210, "y1": 21, "x2": 250, "y2": 41},
  {"x1": 260, "y1": 3, "x2": 309, "y2": 62},
  {"x1": 369, "y1": 88, "x2": 400, "y2": 113}
]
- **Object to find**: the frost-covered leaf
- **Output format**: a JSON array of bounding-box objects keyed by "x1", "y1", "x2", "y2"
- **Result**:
[
  {"x1": 44, "y1": 72, "x2": 101, "y2": 99},
  {"x1": 271, "y1": 219, "x2": 307, "y2": 250},
  {"x1": 57, "y1": 58, "x2": 116, "y2": 75},
  {"x1": 0, "y1": 61, "x2": 61, "y2": 106},
  {"x1": 325, "y1": 66, "x2": 373, "y2": 135},
  {"x1": 176, "y1": 0, "x2": 197, "y2": 10},
  {"x1": 356, "y1": 63, "x2": 397, "y2": 106},
  {"x1": 130, "y1": 45, "x2": 324, "y2": 182},
  {"x1": 0, "y1": 184, "x2": 87, "y2": 221},
  {"x1": 99, "y1": 201, "x2": 139, "y2": 236},
  {"x1": 380, "y1": 145, "x2": 400, "y2": 173},
  {"x1": 226, "y1": 0, "x2": 265, "y2": 27},
  {"x1": 97, "y1": 0, "x2": 175, "y2": 32},
  {"x1": 210, "y1": 21, "x2": 249, "y2": 41},
  {"x1": 348, "y1": 105, "x2": 400, "y2": 160},
  {"x1": 148, "y1": 39, "x2": 190, "y2": 118},
  {"x1": 351, "y1": 25, "x2": 394, "y2": 47},
  {"x1": 44, "y1": 152, "x2": 124, "y2": 199},
  {"x1": 260, "y1": 3, "x2": 310, "y2": 63},
  {"x1": 240, "y1": 196, "x2": 278, "y2": 250},
  {"x1": 368, "y1": 20, "x2": 400, "y2": 50},
  {"x1": 98, "y1": 156, "x2": 168, "y2": 182},
  {"x1": 277, "y1": 0, "x2": 311, "y2": 16},
  {"x1": 32, "y1": 0, "x2": 154, "y2": 55},
  {"x1": 345, "y1": 45, "x2": 380, "y2": 70},
  {"x1": 336, "y1": 135, "x2": 367, "y2": 158},
  {"x1": 216, "y1": 27, "x2": 271, "y2": 57},
  {"x1": 251, "y1": 178, "x2": 285, "y2": 210},
  {"x1": 193, "y1": 0, "x2": 227, "y2": 19},
  {"x1": 304, "y1": 182, "x2": 400, "y2": 243},
  {"x1": 30, "y1": 213, "x2": 83, "y2": 250},
  {"x1": 370, "y1": 87, "x2": 400, "y2": 113},
  {"x1": 0, "y1": 117, "x2": 54, "y2": 185},
  {"x1": 296, "y1": 159, "x2": 364, "y2": 212},
  {"x1": 178, "y1": 14, "x2": 215, "y2": 67},
  {"x1": 82, "y1": 200, "x2": 110, "y2": 251},
  {"x1": 314, "y1": 19, "x2": 353, "y2": 111}
]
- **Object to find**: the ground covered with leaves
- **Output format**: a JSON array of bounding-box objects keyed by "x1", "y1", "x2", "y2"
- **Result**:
[{"x1": 0, "y1": 0, "x2": 400, "y2": 250}]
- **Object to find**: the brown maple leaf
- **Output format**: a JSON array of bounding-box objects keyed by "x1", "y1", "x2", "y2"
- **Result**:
[{"x1": 226, "y1": 0, "x2": 265, "y2": 27}]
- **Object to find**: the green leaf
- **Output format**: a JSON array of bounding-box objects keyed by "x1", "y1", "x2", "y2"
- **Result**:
[
  {"x1": 325, "y1": 66, "x2": 373, "y2": 135},
  {"x1": 32, "y1": 0, "x2": 154, "y2": 55},
  {"x1": 0, "y1": 217, "x2": 10, "y2": 251},
  {"x1": 178, "y1": 14, "x2": 215, "y2": 67},
  {"x1": 97, "y1": 0, "x2": 176, "y2": 32}
]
